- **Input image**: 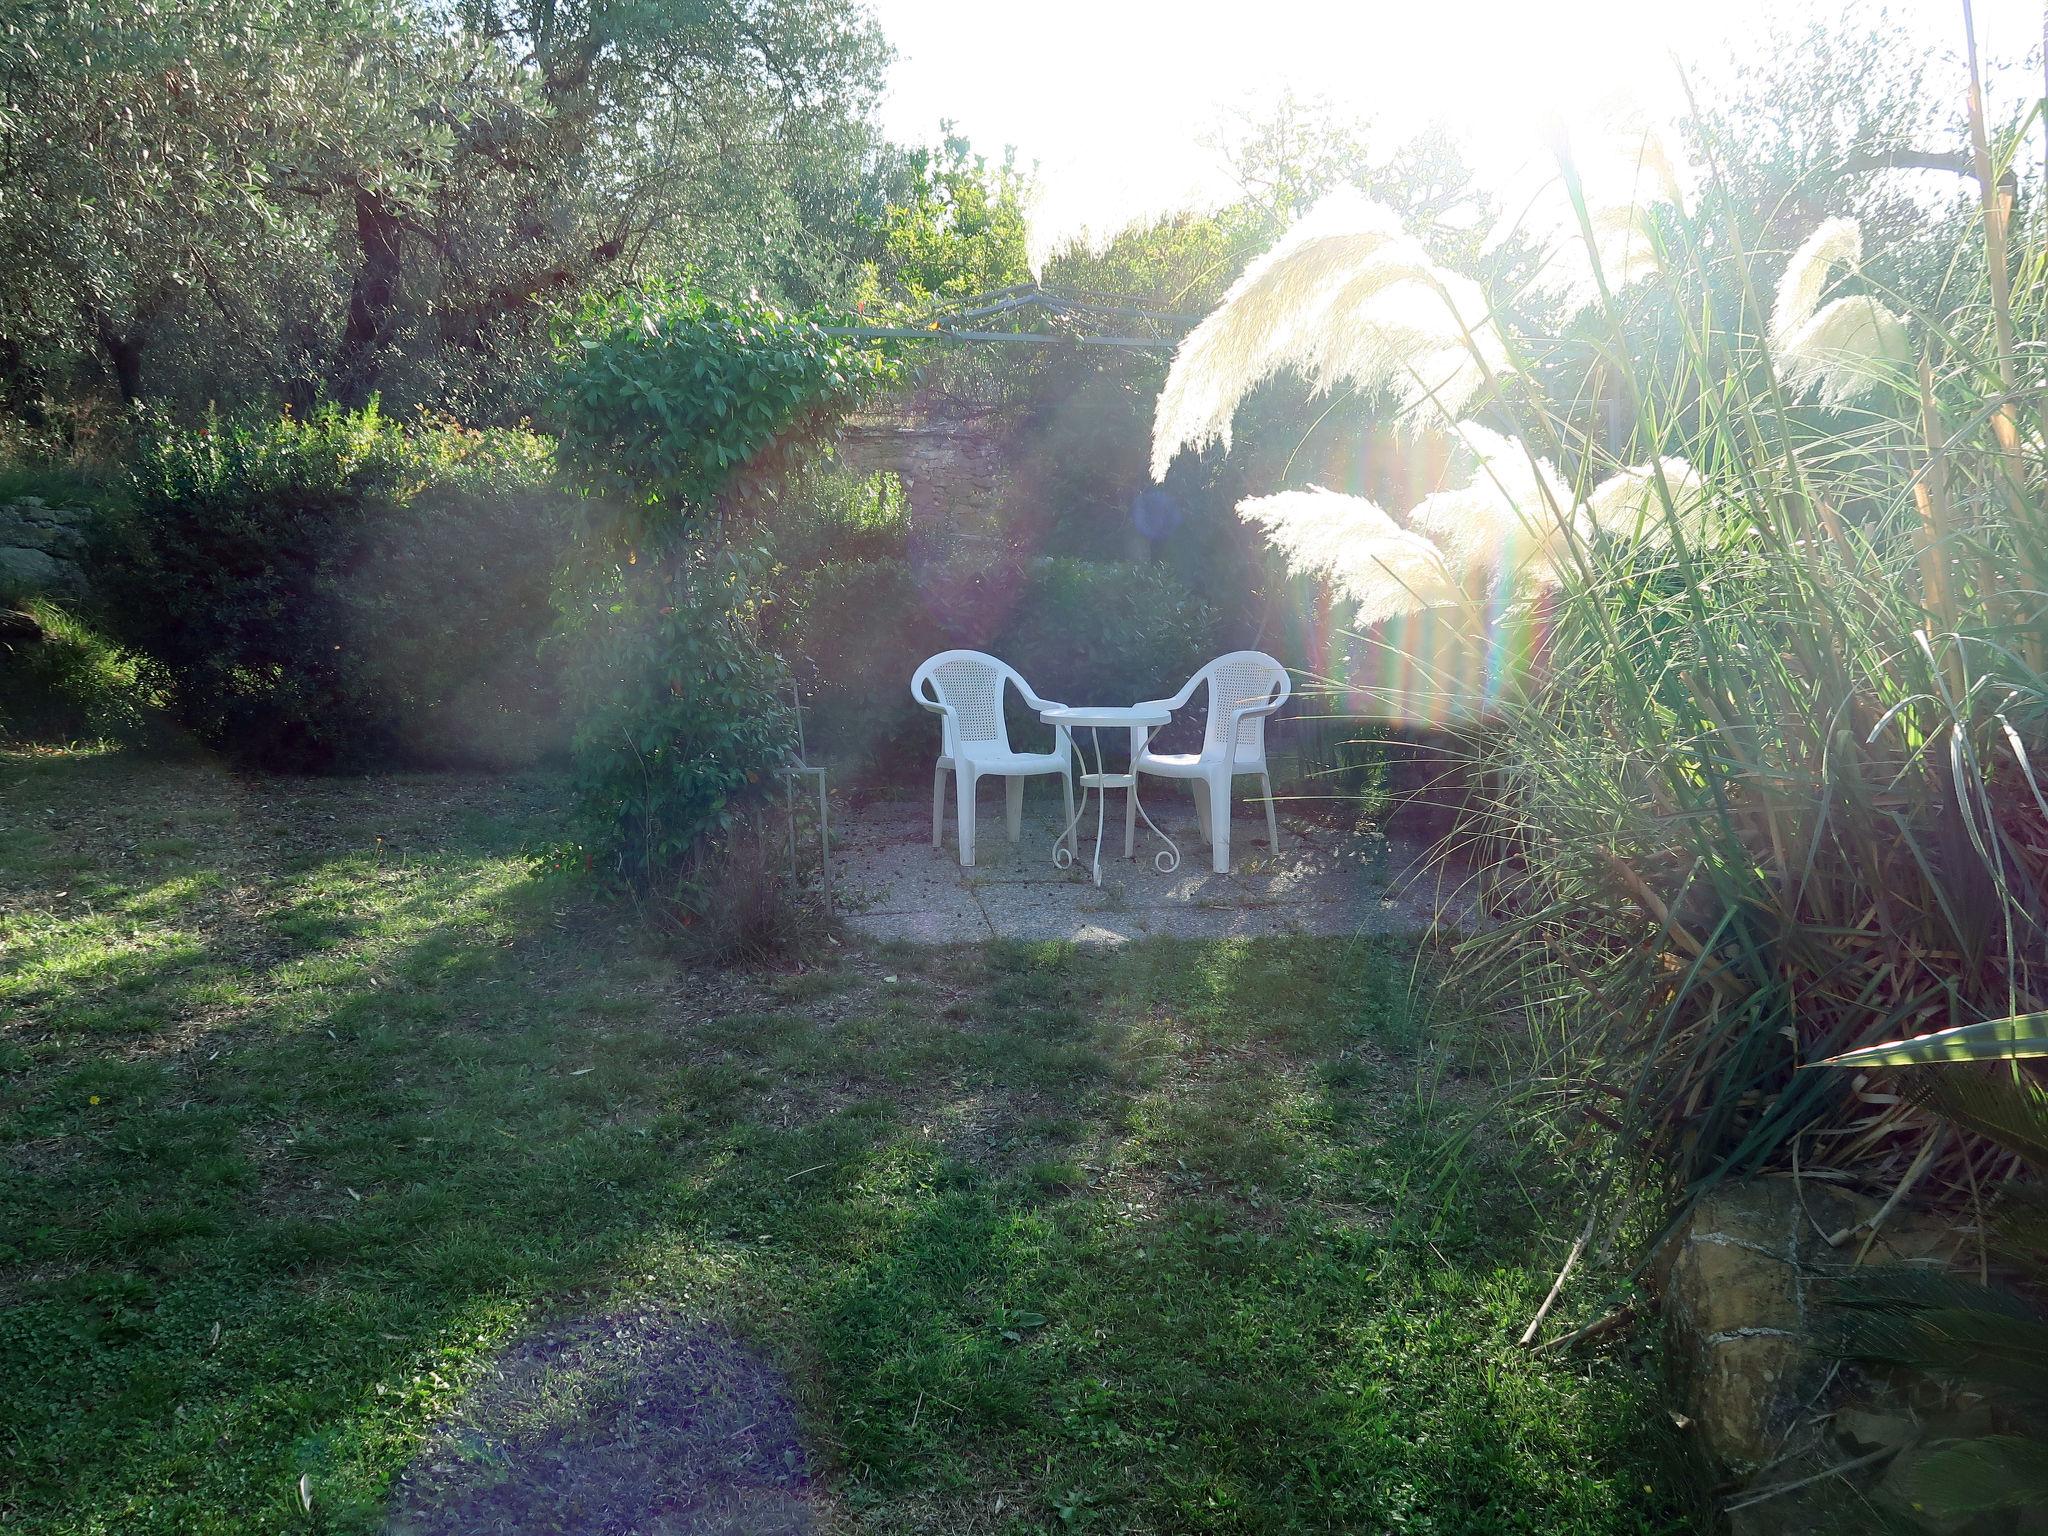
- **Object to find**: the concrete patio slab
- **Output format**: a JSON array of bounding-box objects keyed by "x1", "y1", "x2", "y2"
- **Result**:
[{"x1": 835, "y1": 794, "x2": 1469, "y2": 946}]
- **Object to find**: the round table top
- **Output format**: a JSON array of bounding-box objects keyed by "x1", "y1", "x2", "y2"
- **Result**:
[{"x1": 1039, "y1": 704, "x2": 1170, "y2": 729}]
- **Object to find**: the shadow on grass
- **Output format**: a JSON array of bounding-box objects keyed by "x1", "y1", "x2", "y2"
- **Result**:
[{"x1": 385, "y1": 1309, "x2": 815, "y2": 1536}]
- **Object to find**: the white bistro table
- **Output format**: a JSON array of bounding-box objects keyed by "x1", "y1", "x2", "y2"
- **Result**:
[{"x1": 1039, "y1": 704, "x2": 1182, "y2": 887}]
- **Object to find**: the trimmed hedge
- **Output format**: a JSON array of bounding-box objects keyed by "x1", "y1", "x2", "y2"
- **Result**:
[{"x1": 93, "y1": 405, "x2": 571, "y2": 771}]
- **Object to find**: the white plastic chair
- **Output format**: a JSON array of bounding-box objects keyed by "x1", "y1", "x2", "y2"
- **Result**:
[
  {"x1": 1134, "y1": 650, "x2": 1291, "y2": 873},
  {"x1": 912, "y1": 650, "x2": 1076, "y2": 867}
]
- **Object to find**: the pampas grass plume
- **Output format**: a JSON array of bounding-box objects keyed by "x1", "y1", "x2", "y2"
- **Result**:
[
  {"x1": 1151, "y1": 193, "x2": 1509, "y2": 480},
  {"x1": 1237, "y1": 487, "x2": 1462, "y2": 624},
  {"x1": 1771, "y1": 217, "x2": 1911, "y2": 406},
  {"x1": 1583, "y1": 458, "x2": 1708, "y2": 546}
]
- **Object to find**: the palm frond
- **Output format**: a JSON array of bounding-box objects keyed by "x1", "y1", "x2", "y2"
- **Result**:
[
  {"x1": 1889, "y1": 1438, "x2": 2048, "y2": 1517},
  {"x1": 1829, "y1": 1276, "x2": 2048, "y2": 1403},
  {"x1": 1911, "y1": 1066, "x2": 2048, "y2": 1169},
  {"x1": 1812, "y1": 1013, "x2": 2048, "y2": 1069}
]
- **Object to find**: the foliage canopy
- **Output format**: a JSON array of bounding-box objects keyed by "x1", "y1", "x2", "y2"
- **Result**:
[
  {"x1": 0, "y1": 0, "x2": 892, "y2": 418},
  {"x1": 552, "y1": 287, "x2": 891, "y2": 544}
]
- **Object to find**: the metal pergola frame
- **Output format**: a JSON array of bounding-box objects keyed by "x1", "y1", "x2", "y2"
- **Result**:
[{"x1": 823, "y1": 282, "x2": 1198, "y2": 351}]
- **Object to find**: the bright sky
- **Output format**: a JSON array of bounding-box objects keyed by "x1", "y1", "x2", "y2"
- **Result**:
[{"x1": 872, "y1": 0, "x2": 2045, "y2": 260}]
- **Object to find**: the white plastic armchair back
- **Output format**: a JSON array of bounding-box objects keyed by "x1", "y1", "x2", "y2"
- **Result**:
[
  {"x1": 1201, "y1": 651, "x2": 1291, "y2": 755},
  {"x1": 911, "y1": 650, "x2": 1019, "y2": 759}
]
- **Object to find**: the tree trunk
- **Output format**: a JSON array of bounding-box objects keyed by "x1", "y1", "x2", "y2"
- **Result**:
[
  {"x1": 90, "y1": 311, "x2": 144, "y2": 404},
  {"x1": 0, "y1": 336, "x2": 45, "y2": 424},
  {"x1": 333, "y1": 190, "x2": 404, "y2": 407}
]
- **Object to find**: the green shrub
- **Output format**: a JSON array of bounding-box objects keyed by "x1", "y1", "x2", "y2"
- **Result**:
[
  {"x1": 346, "y1": 438, "x2": 570, "y2": 768},
  {"x1": 93, "y1": 404, "x2": 570, "y2": 771},
  {"x1": 1001, "y1": 558, "x2": 1220, "y2": 715},
  {"x1": 770, "y1": 556, "x2": 938, "y2": 775},
  {"x1": 767, "y1": 465, "x2": 909, "y2": 569},
  {"x1": 0, "y1": 598, "x2": 170, "y2": 746},
  {"x1": 549, "y1": 288, "x2": 879, "y2": 926},
  {"x1": 0, "y1": 464, "x2": 112, "y2": 509},
  {"x1": 557, "y1": 546, "x2": 795, "y2": 909},
  {"x1": 552, "y1": 286, "x2": 893, "y2": 547}
]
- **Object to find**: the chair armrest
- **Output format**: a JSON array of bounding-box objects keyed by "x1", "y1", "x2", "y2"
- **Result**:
[
  {"x1": 1135, "y1": 671, "x2": 1203, "y2": 719},
  {"x1": 1219, "y1": 696, "x2": 1287, "y2": 740},
  {"x1": 1015, "y1": 684, "x2": 1067, "y2": 715},
  {"x1": 910, "y1": 677, "x2": 952, "y2": 718}
]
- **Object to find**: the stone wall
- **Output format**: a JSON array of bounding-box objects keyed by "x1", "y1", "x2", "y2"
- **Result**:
[
  {"x1": 1659, "y1": 1179, "x2": 1998, "y2": 1534},
  {"x1": 836, "y1": 410, "x2": 1008, "y2": 556},
  {"x1": 0, "y1": 497, "x2": 92, "y2": 598}
]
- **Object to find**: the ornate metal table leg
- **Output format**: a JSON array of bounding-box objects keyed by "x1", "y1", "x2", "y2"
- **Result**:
[
  {"x1": 1087, "y1": 727, "x2": 1109, "y2": 886},
  {"x1": 1052, "y1": 726, "x2": 1094, "y2": 876},
  {"x1": 1128, "y1": 725, "x2": 1181, "y2": 874}
]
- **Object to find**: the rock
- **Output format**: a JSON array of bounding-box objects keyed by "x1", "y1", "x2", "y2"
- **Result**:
[
  {"x1": 0, "y1": 496, "x2": 90, "y2": 554},
  {"x1": 1663, "y1": 1182, "x2": 1813, "y2": 1468},
  {"x1": 1802, "y1": 1185, "x2": 1963, "y2": 1269},
  {"x1": 1864, "y1": 1210, "x2": 1968, "y2": 1267},
  {"x1": 1835, "y1": 1407, "x2": 1916, "y2": 1453},
  {"x1": 1671, "y1": 1235, "x2": 1802, "y2": 1336},
  {"x1": 1664, "y1": 1178, "x2": 1995, "y2": 1524},
  {"x1": 1699, "y1": 1179, "x2": 1802, "y2": 1254},
  {"x1": 1916, "y1": 1406, "x2": 1996, "y2": 1444},
  {"x1": 1688, "y1": 1332, "x2": 1805, "y2": 1467},
  {"x1": 0, "y1": 497, "x2": 92, "y2": 598},
  {"x1": 0, "y1": 607, "x2": 44, "y2": 642},
  {"x1": 0, "y1": 544, "x2": 80, "y2": 596}
]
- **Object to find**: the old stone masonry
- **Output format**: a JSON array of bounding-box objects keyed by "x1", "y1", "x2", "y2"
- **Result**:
[{"x1": 0, "y1": 497, "x2": 91, "y2": 597}]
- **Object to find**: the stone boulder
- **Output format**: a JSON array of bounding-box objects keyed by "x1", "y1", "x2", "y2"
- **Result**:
[
  {"x1": 1659, "y1": 1178, "x2": 2002, "y2": 1533},
  {"x1": 0, "y1": 496, "x2": 92, "y2": 598},
  {"x1": 1661, "y1": 1179, "x2": 1814, "y2": 1468},
  {"x1": 0, "y1": 607, "x2": 44, "y2": 643}
]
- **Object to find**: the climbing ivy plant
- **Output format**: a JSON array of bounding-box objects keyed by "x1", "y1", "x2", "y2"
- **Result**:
[
  {"x1": 554, "y1": 284, "x2": 892, "y2": 548},
  {"x1": 549, "y1": 285, "x2": 888, "y2": 928}
]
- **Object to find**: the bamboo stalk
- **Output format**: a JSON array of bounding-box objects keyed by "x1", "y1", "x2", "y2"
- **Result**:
[
  {"x1": 1594, "y1": 846, "x2": 1747, "y2": 1000},
  {"x1": 1825, "y1": 1123, "x2": 1949, "y2": 1254},
  {"x1": 1962, "y1": 0, "x2": 2019, "y2": 395},
  {"x1": 1911, "y1": 354, "x2": 1961, "y2": 655},
  {"x1": 1520, "y1": 1206, "x2": 1597, "y2": 1348},
  {"x1": 1530, "y1": 1303, "x2": 1638, "y2": 1354},
  {"x1": 1722, "y1": 1446, "x2": 1900, "y2": 1513}
]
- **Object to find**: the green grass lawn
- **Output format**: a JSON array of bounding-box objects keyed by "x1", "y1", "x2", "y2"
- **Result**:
[{"x1": 1, "y1": 750, "x2": 1691, "y2": 1534}]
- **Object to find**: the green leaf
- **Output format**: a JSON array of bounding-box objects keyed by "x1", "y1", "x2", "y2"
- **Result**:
[
  {"x1": 1809, "y1": 1013, "x2": 2048, "y2": 1069},
  {"x1": 1891, "y1": 1437, "x2": 2048, "y2": 1516}
]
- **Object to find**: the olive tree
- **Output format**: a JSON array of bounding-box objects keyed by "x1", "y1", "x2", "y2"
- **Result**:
[{"x1": 0, "y1": 0, "x2": 892, "y2": 418}]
